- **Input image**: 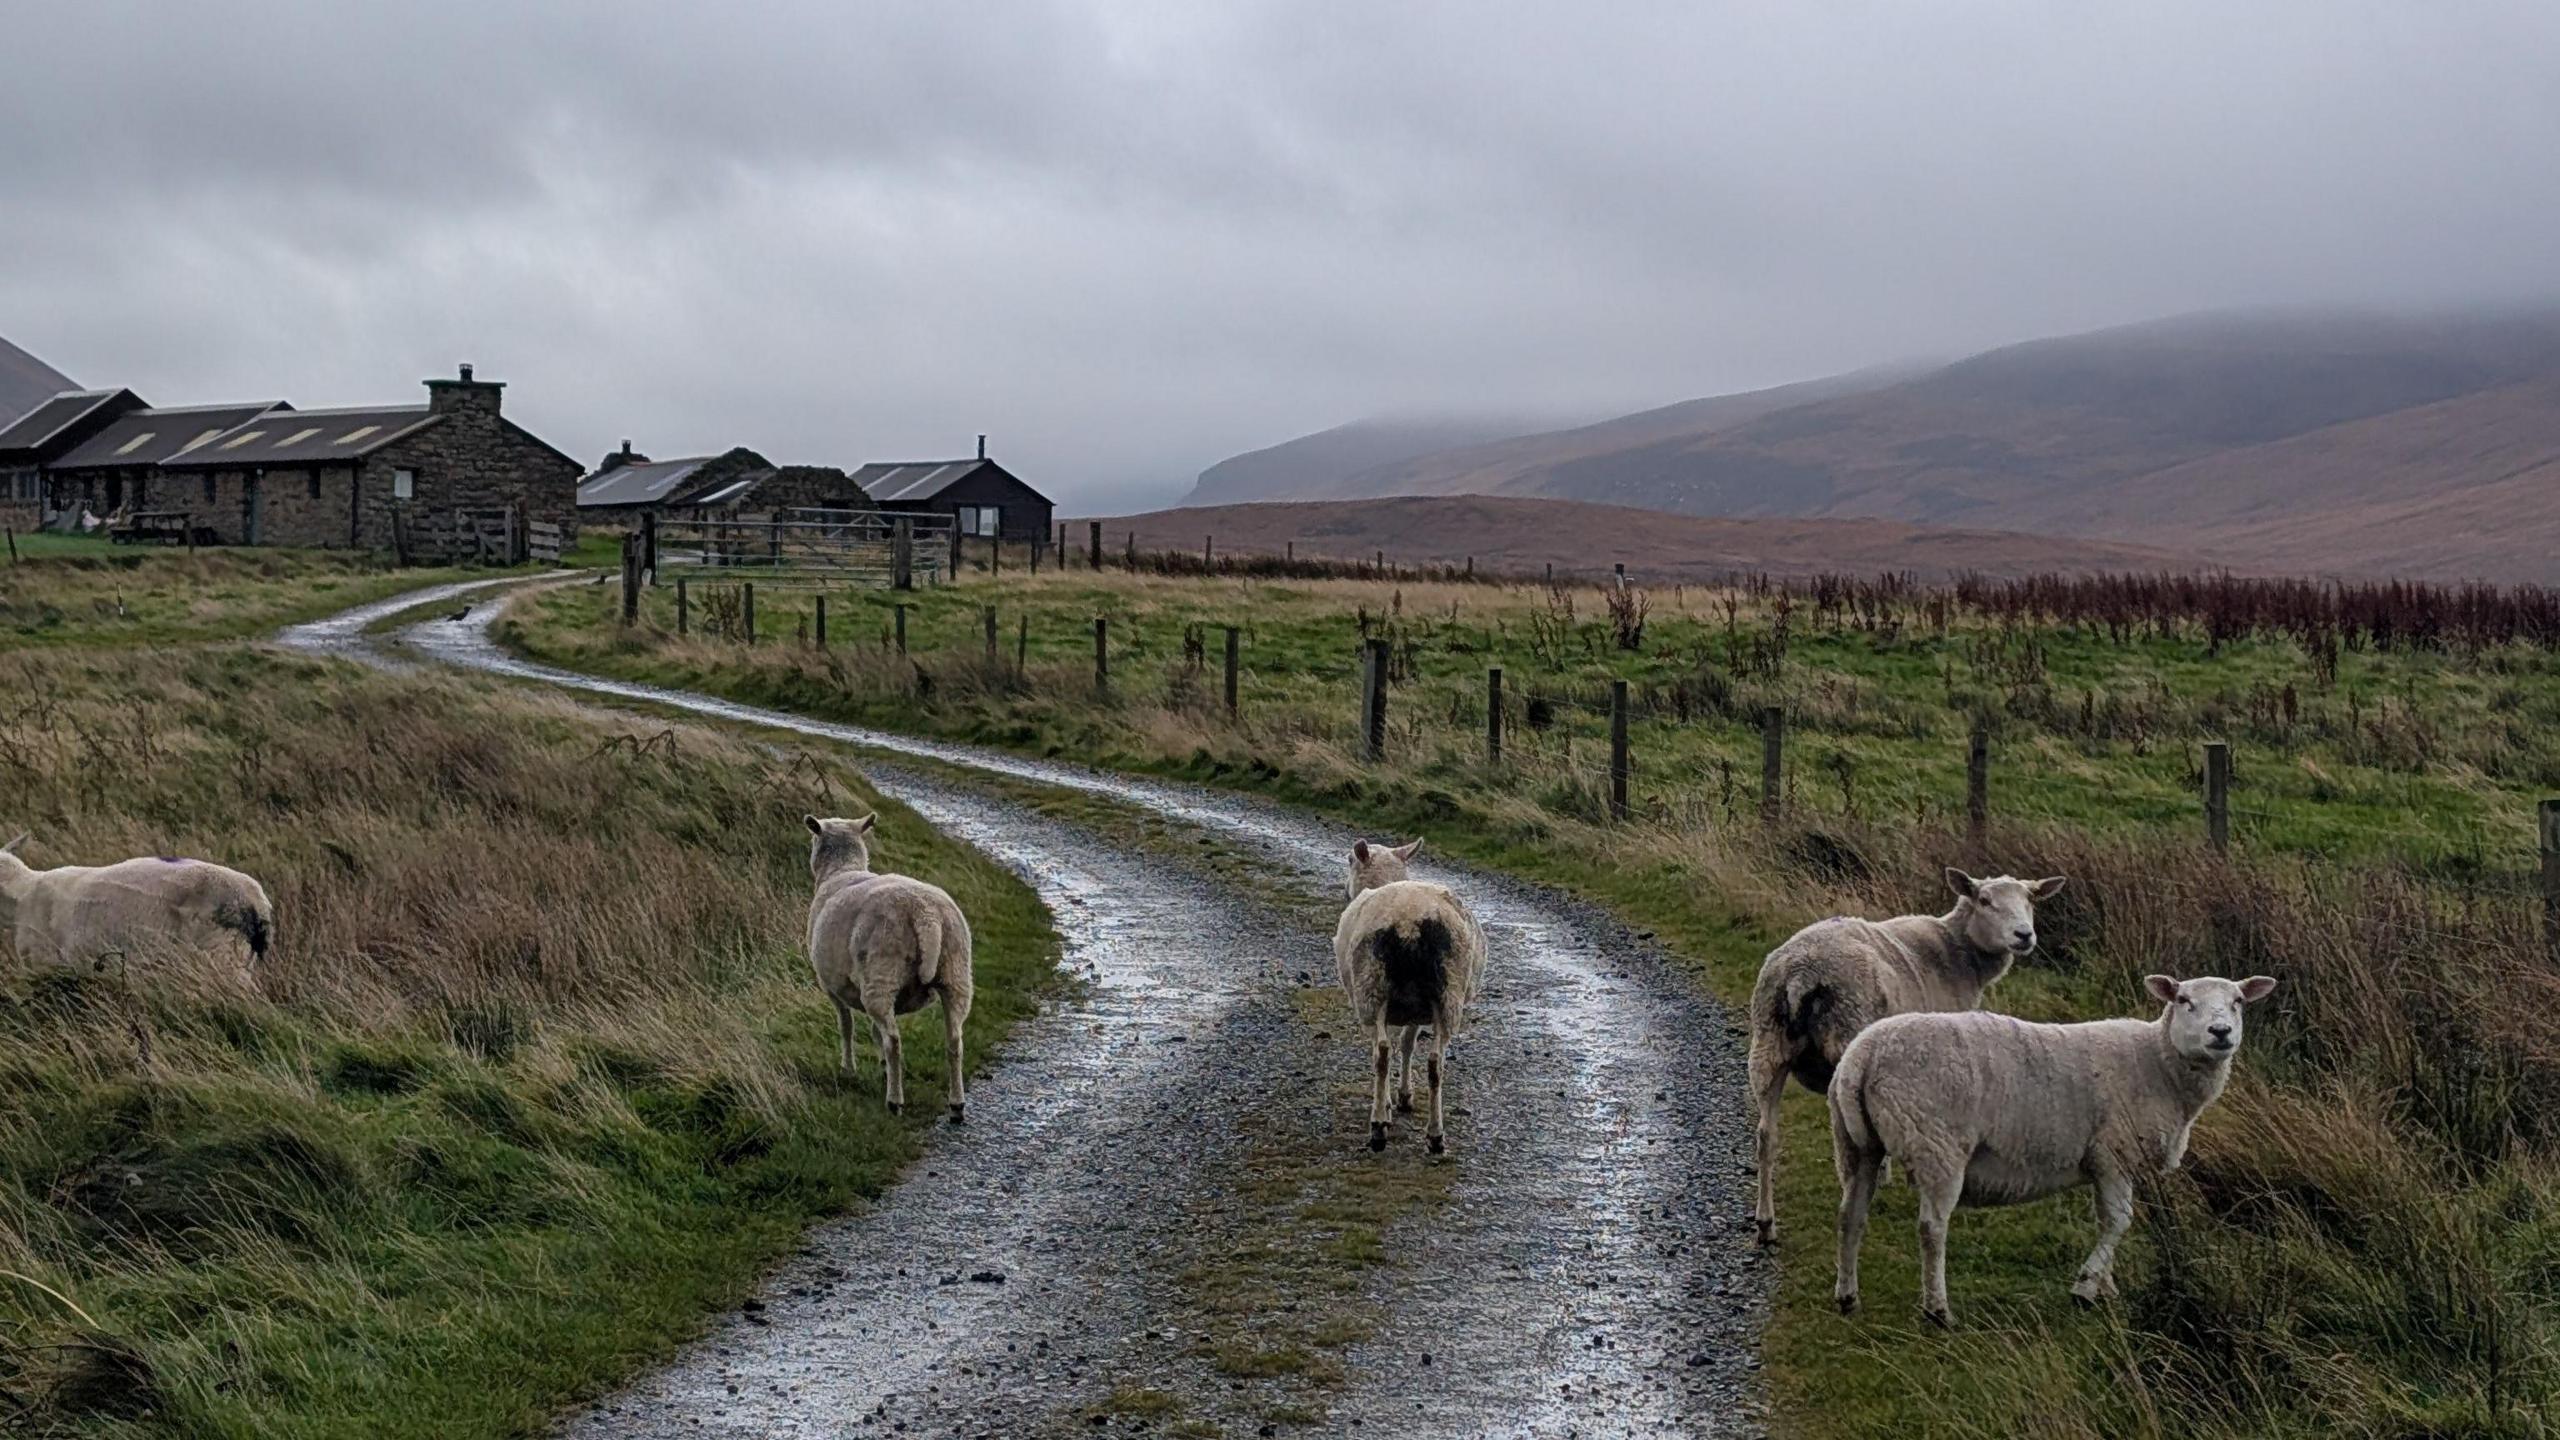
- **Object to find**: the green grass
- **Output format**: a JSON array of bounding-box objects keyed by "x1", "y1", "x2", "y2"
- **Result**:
[
  {"x1": 500, "y1": 568, "x2": 2560, "y2": 1439},
  {"x1": 0, "y1": 641, "x2": 1061, "y2": 1437},
  {"x1": 0, "y1": 547, "x2": 525, "y2": 647}
]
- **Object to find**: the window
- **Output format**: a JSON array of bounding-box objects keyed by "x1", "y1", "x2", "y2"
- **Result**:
[
  {"x1": 957, "y1": 504, "x2": 1000, "y2": 537},
  {"x1": 308, "y1": 472, "x2": 323, "y2": 500},
  {"x1": 393, "y1": 468, "x2": 415, "y2": 500},
  {"x1": 203, "y1": 475, "x2": 217, "y2": 504}
]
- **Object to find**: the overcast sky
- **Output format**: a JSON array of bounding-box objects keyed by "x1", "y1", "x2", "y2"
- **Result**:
[{"x1": 5, "y1": 1, "x2": 2558, "y2": 510}]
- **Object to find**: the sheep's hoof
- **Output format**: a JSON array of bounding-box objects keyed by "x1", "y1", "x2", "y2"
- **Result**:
[
  {"x1": 1427, "y1": 1134, "x2": 1446, "y2": 1155},
  {"x1": 1835, "y1": 1293, "x2": 1859, "y2": 1316},
  {"x1": 886, "y1": 1101, "x2": 904, "y2": 1115},
  {"x1": 1367, "y1": 1123, "x2": 1388, "y2": 1152},
  {"x1": 1395, "y1": 1095, "x2": 1415, "y2": 1114},
  {"x1": 1921, "y1": 1306, "x2": 1953, "y2": 1330},
  {"x1": 948, "y1": 1104, "x2": 966, "y2": 1125},
  {"x1": 1755, "y1": 1218, "x2": 1777, "y2": 1247}
]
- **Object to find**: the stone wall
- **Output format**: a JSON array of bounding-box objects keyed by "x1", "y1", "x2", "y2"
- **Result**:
[
  {"x1": 362, "y1": 410, "x2": 581, "y2": 554},
  {"x1": 251, "y1": 465, "x2": 358, "y2": 547}
]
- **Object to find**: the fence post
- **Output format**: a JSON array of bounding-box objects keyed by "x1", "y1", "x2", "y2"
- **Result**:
[
  {"x1": 894, "y1": 603, "x2": 908, "y2": 656},
  {"x1": 2204, "y1": 741, "x2": 2231, "y2": 854},
  {"x1": 815, "y1": 594, "x2": 828, "y2": 647},
  {"x1": 1361, "y1": 638, "x2": 1389, "y2": 762},
  {"x1": 676, "y1": 576, "x2": 689, "y2": 636},
  {"x1": 1609, "y1": 678, "x2": 1631, "y2": 821},
  {"x1": 742, "y1": 582, "x2": 757, "y2": 644},
  {"x1": 1204, "y1": 534, "x2": 1214, "y2": 568},
  {"x1": 5, "y1": 527, "x2": 16, "y2": 564},
  {"x1": 619, "y1": 534, "x2": 639, "y2": 625},
  {"x1": 1031, "y1": 539, "x2": 1041, "y2": 574},
  {"x1": 1094, "y1": 617, "x2": 1109, "y2": 694},
  {"x1": 1088, "y1": 520, "x2": 1102, "y2": 570},
  {"x1": 1614, "y1": 562, "x2": 1626, "y2": 591},
  {"x1": 983, "y1": 605, "x2": 998, "y2": 661},
  {"x1": 1017, "y1": 615, "x2": 1029, "y2": 680},
  {"x1": 640, "y1": 511, "x2": 658, "y2": 584},
  {"x1": 893, "y1": 519, "x2": 914, "y2": 590},
  {"x1": 1223, "y1": 625, "x2": 1240, "y2": 718},
  {"x1": 2542, "y1": 798, "x2": 2560, "y2": 958},
  {"x1": 990, "y1": 533, "x2": 1001, "y2": 577},
  {"x1": 1286, "y1": 540, "x2": 1294, "y2": 564},
  {"x1": 1465, "y1": 555, "x2": 1474, "y2": 579},
  {"x1": 1058, "y1": 521, "x2": 1068, "y2": 563},
  {"x1": 1486, "y1": 666, "x2": 1503, "y2": 765},
  {"x1": 1124, "y1": 530, "x2": 1136, "y2": 568},
  {"x1": 1966, "y1": 715, "x2": 1989, "y2": 854},
  {"x1": 1759, "y1": 706, "x2": 1784, "y2": 826}
]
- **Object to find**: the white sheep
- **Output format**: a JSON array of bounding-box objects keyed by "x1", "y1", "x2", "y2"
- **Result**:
[
  {"x1": 805, "y1": 814, "x2": 975, "y2": 1120},
  {"x1": 1334, "y1": 837, "x2": 1486, "y2": 1155},
  {"x1": 1829, "y1": 972, "x2": 2279, "y2": 1326},
  {"x1": 0, "y1": 833, "x2": 273, "y2": 979},
  {"x1": 1747, "y1": 868, "x2": 2064, "y2": 1245}
]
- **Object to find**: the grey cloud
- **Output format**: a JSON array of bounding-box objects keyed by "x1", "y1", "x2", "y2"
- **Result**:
[{"x1": 5, "y1": 1, "x2": 2559, "y2": 510}]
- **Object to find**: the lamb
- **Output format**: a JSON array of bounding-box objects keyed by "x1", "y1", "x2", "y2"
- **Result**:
[
  {"x1": 1333, "y1": 837, "x2": 1487, "y2": 1155},
  {"x1": 804, "y1": 814, "x2": 975, "y2": 1121},
  {"x1": 0, "y1": 833, "x2": 273, "y2": 979},
  {"x1": 1829, "y1": 972, "x2": 2279, "y2": 1326},
  {"x1": 1747, "y1": 868, "x2": 2064, "y2": 1245}
]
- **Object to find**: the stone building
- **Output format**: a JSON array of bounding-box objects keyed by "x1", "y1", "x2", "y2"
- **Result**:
[{"x1": 0, "y1": 365, "x2": 579, "y2": 551}]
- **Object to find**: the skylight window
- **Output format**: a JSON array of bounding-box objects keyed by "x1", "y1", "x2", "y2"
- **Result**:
[
  {"x1": 219, "y1": 429, "x2": 268, "y2": 450},
  {"x1": 272, "y1": 426, "x2": 324, "y2": 449},
  {"x1": 335, "y1": 424, "x2": 381, "y2": 445},
  {"x1": 173, "y1": 429, "x2": 226, "y2": 456},
  {"x1": 114, "y1": 431, "x2": 157, "y2": 456}
]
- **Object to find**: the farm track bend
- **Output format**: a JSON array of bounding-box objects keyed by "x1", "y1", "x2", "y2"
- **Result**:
[{"x1": 278, "y1": 581, "x2": 1768, "y2": 1439}]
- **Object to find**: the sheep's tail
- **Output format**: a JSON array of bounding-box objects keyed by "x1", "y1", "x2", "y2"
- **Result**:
[
  {"x1": 1830, "y1": 1043, "x2": 1878, "y2": 1157},
  {"x1": 911, "y1": 907, "x2": 944, "y2": 989},
  {"x1": 1375, "y1": 916, "x2": 1452, "y2": 1027},
  {"x1": 1774, "y1": 975, "x2": 1833, "y2": 1046},
  {"x1": 216, "y1": 898, "x2": 272, "y2": 964}
]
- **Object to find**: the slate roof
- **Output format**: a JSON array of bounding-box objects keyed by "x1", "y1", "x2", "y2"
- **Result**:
[
  {"x1": 51, "y1": 402, "x2": 290, "y2": 471},
  {"x1": 160, "y1": 405, "x2": 440, "y2": 469},
  {"x1": 577, "y1": 455, "x2": 723, "y2": 508},
  {"x1": 0, "y1": 389, "x2": 134, "y2": 458},
  {"x1": 853, "y1": 458, "x2": 996, "y2": 503}
]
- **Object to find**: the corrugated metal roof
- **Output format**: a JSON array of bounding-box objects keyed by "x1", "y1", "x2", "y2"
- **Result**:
[
  {"x1": 160, "y1": 405, "x2": 439, "y2": 468},
  {"x1": 852, "y1": 458, "x2": 991, "y2": 503},
  {"x1": 51, "y1": 402, "x2": 290, "y2": 471},
  {"x1": 0, "y1": 389, "x2": 130, "y2": 457},
  {"x1": 689, "y1": 476, "x2": 762, "y2": 506},
  {"x1": 577, "y1": 455, "x2": 720, "y2": 508}
]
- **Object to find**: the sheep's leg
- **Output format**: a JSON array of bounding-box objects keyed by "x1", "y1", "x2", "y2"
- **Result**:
[
  {"x1": 1832, "y1": 1112, "x2": 1880, "y2": 1314},
  {"x1": 1423, "y1": 1031, "x2": 1449, "y2": 1156},
  {"x1": 2072, "y1": 1172, "x2": 2134, "y2": 1304},
  {"x1": 1394, "y1": 1026, "x2": 1420, "y2": 1113},
  {"x1": 943, "y1": 999, "x2": 967, "y2": 1124},
  {"x1": 834, "y1": 999, "x2": 859, "y2": 1078},
  {"x1": 1913, "y1": 1168, "x2": 1961, "y2": 1328},
  {"x1": 873, "y1": 1015, "x2": 905, "y2": 1112},
  {"x1": 1750, "y1": 1041, "x2": 1790, "y2": 1246},
  {"x1": 1367, "y1": 1035, "x2": 1392, "y2": 1152}
]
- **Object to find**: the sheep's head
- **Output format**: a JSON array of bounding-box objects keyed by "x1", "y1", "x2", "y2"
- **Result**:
[
  {"x1": 2147, "y1": 973, "x2": 2277, "y2": 1063},
  {"x1": 1945, "y1": 869, "x2": 2066, "y2": 958},
  {"x1": 804, "y1": 813, "x2": 875, "y2": 879},
  {"x1": 1348, "y1": 837, "x2": 1423, "y2": 897}
]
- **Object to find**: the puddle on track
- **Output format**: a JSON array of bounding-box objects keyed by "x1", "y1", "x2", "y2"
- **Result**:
[{"x1": 278, "y1": 585, "x2": 1769, "y2": 1438}]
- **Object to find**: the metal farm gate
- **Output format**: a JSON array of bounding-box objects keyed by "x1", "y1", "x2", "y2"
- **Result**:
[{"x1": 647, "y1": 508, "x2": 954, "y2": 587}]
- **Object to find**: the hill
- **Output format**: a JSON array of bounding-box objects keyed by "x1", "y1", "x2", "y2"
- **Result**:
[
  {"x1": 1184, "y1": 414, "x2": 1564, "y2": 507},
  {"x1": 0, "y1": 333, "x2": 76, "y2": 427},
  {"x1": 1193, "y1": 309, "x2": 2560, "y2": 581},
  {"x1": 1081, "y1": 494, "x2": 2191, "y2": 582}
]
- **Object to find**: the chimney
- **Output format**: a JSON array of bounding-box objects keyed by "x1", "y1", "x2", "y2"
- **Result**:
[
  {"x1": 425, "y1": 360, "x2": 504, "y2": 417},
  {"x1": 976, "y1": 433, "x2": 987, "y2": 460}
]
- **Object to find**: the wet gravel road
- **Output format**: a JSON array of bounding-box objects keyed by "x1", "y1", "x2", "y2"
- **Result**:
[{"x1": 279, "y1": 583, "x2": 1769, "y2": 1438}]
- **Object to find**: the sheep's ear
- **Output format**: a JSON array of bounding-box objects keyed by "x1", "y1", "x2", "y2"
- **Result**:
[
  {"x1": 1945, "y1": 868, "x2": 1979, "y2": 901},
  {"x1": 855, "y1": 814, "x2": 876, "y2": 834},
  {"x1": 1394, "y1": 838, "x2": 1424, "y2": 860},
  {"x1": 1353, "y1": 841, "x2": 1372, "y2": 864},
  {"x1": 2030, "y1": 875, "x2": 2067, "y2": 900},
  {"x1": 804, "y1": 814, "x2": 824, "y2": 836},
  {"x1": 2144, "y1": 975, "x2": 2181, "y2": 1004},
  {"x1": 2238, "y1": 975, "x2": 2278, "y2": 1003}
]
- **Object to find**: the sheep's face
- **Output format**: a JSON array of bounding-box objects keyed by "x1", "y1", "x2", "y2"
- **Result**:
[
  {"x1": 805, "y1": 813, "x2": 875, "y2": 878},
  {"x1": 2146, "y1": 974, "x2": 2278, "y2": 1063},
  {"x1": 1347, "y1": 838, "x2": 1423, "y2": 897},
  {"x1": 1946, "y1": 869, "x2": 2066, "y2": 957}
]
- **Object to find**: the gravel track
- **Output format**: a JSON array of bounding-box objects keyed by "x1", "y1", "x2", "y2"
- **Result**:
[{"x1": 277, "y1": 583, "x2": 1769, "y2": 1438}]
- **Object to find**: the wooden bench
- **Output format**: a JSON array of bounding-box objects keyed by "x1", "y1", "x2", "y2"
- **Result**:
[{"x1": 108, "y1": 510, "x2": 201, "y2": 546}]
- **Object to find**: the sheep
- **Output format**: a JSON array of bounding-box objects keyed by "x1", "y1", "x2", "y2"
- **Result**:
[
  {"x1": 1333, "y1": 837, "x2": 1487, "y2": 1155},
  {"x1": 804, "y1": 814, "x2": 975, "y2": 1121},
  {"x1": 0, "y1": 833, "x2": 273, "y2": 979},
  {"x1": 1748, "y1": 868, "x2": 2064, "y2": 1245},
  {"x1": 1829, "y1": 972, "x2": 2279, "y2": 1326}
]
